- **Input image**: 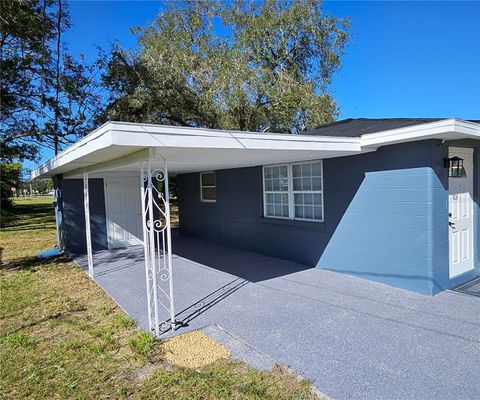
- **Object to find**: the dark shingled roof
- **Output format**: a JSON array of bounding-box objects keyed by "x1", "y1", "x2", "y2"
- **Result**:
[{"x1": 302, "y1": 118, "x2": 446, "y2": 137}]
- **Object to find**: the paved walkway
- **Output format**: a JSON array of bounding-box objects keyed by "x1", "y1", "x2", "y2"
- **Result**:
[{"x1": 75, "y1": 235, "x2": 480, "y2": 400}]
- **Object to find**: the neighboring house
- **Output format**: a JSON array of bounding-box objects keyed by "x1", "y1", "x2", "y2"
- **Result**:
[{"x1": 34, "y1": 118, "x2": 480, "y2": 298}]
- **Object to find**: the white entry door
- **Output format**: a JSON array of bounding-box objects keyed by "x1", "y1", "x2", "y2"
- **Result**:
[
  {"x1": 105, "y1": 177, "x2": 142, "y2": 248},
  {"x1": 448, "y1": 147, "x2": 475, "y2": 278}
]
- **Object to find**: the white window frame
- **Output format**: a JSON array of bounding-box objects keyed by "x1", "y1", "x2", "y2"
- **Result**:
[
  {"x1": 262, "y1": 161, "x2": 324, "y2": 223},
  {"x1": 262, "y1": 164, "x2": 291, "y2": 220},
  {"x1": 200, "y1": 171, "x2": 216, "y2": 203}
]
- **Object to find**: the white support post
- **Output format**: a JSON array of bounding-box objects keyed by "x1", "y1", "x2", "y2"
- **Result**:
[
  {"x1": 140, "y1": 162, "x2": 153, "y2": 331},
  {"x1": 163, "y1": 160, "x2": 176, "y2": 329},
  {"x1": 83, "y1": 170, "x2": 94, "y2": 277}
]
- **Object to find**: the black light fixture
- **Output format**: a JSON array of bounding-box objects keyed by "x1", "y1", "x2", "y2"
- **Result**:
[{"x1": 445, "y1": 156, "x2": 465, "y2": 177}]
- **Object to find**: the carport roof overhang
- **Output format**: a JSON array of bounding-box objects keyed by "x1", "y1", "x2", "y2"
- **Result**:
[
  {"x1": 33, "y1": 119, "x2": 480, "y2": 178},
  {"x1": 32, "y1": 121, "x2": 363, "y2": 178}
]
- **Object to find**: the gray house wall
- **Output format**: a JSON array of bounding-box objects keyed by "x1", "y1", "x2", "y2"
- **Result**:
[
  {"x1": 56, "y1": 177, "x2": 108, "y2": 254},
  {"x1": 51, "y1": 138, "x2": 479, "y2": 296},
  {"x1": 178, "y1": 139, "x2": 479, "y2": 295}
]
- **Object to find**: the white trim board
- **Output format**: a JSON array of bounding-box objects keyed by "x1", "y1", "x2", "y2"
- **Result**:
[
  {"x1": 360, "y1": 119, "x2": 480, "y2": 148},
  {"x1": 33, "y1": 119, "x2": 480, "y2": 179}
]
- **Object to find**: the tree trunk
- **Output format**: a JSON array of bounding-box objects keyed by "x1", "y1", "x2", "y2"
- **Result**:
[{"x1": 54, "y1": 0, "x2": 62, "y2": 155}]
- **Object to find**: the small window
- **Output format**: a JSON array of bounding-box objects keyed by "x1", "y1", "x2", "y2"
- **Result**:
[{"x1": 200, "y1": 172, "x2": 216, "y2": 202}]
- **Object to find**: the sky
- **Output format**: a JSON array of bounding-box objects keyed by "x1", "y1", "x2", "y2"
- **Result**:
[
  {"x1": 63, "y1": 0, "x2": 480, "y2": 120},
  {"x1": 31, "y1": 1, "x2": 479, "y2": 166}
]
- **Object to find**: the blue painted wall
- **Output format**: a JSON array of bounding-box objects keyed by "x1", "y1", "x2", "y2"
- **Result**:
[
  {"x1": 318, "y1": 166, "x2": 446, "y2": 294},
  {"x1": 59, "y1": 178, "x2": 108, "y2": 254},
  {"x1": 178, "y1": 139, "x2": 479, "y2": 295}
]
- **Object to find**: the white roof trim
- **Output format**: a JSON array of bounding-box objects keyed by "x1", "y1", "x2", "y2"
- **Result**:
[
  {"x1": 360, "y1": 119, "x2": 480, "y2": 148},
  {"x1": 33, "y1": 121, "x2": 362, "y2": 178},
  {"x1": 33, "y1": 118, "x2": 480, "y2": 179},
  {"x1": 109, "y1": 120, "x2": 358, "y2": 143},
  {"x1": 108, "y1": 122, "x2": 361, "y2": 151}
]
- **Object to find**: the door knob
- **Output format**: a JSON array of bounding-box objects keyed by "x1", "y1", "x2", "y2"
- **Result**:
[{"x1": 449, "y1": 221, "x2": 455, "y2": 228}]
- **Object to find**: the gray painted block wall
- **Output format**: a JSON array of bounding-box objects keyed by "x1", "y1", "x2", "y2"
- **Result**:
[
  {"x1": 178, "y1": 139, "x2": 479, "y2": 295},
  {"x1": 59, "y1": 178, "x2": 108, "y2": 254},
  {"x1": 51, "y1": 138, "x2": 478, "y2": 295}
]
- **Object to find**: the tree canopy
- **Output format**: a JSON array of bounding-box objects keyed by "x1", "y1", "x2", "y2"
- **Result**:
[
  {"x1": 1, "y1": 0, "x2": 102, "y2": 162},
  {"x1": 1, "y1": 0, "x2": 350, "y2": 166},
  {"x1": 101, "y1": 0, "x2": 349, "y2": 133}
]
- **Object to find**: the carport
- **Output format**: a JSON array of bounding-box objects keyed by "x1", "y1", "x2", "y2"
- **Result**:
[{"x1": 33, "y1": 121, "x2": 364, "y2": 335}]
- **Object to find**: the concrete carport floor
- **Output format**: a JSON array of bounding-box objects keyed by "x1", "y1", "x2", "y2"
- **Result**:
[{"x1": 74, "y1": 233, "x2": 480, "y2": 400}]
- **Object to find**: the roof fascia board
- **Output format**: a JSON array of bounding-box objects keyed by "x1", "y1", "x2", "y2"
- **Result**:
[
  {"x1": 452, "y1": 119, "x2": 480, "y2": 136},
  {"x1": 109, "y1": 121, "x2": 357, "y2": 142},
  {"x1": 109, "y1": 128, "x2": 361, "y2": 152},
  {"x1": 63, "y1": 148, "x2": 150, "y2": 178},
  {"x1": 360, "y1": 119, "x2": 480, "y2": 148},
  {"x1": 32, "y1": 124, "x2": 114, "y2": 178},
  {"x1": 33, "y1": 118, "x2": 479, "y2": 179},
  {"x1": 50, "y1": 122, "x2": 112, "y2": 163},
  {"x1": 33, "y1": 123, "x2": 361, "y2": 178}
]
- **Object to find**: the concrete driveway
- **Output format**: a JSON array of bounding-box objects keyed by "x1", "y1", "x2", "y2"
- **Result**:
[{"x1": 75, "y1": 235, "x2": 480, "y2": 400}]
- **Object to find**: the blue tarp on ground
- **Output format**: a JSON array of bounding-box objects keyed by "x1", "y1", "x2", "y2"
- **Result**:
[{"x1": 36, "y1": 248, "x2": 62, "y2": 259}]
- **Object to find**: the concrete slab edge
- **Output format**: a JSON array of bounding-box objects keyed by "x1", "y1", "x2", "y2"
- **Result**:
[
  {"x1": 200, "y1": 324, "x2": 333, "y2": 400},
  {"x1": 74, "y1": 259, "x2": 333, "y2": 398}
]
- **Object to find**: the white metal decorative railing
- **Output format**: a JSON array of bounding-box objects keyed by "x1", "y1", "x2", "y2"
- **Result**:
[{"x1": 140, "y1": 159, "x2": 176, "y2": 336}]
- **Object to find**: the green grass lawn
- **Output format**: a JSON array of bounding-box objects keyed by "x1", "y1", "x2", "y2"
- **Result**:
[{"x1": 0, "y1": 198, "x2": 317, "y2": 399}]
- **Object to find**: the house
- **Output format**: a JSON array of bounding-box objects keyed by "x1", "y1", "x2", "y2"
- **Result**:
[{"x1": 34, "y1": 118, "x2": 479, "y2": 331}]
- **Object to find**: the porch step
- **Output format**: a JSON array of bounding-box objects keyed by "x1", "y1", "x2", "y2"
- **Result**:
[{"x1": 452, "y1": 277, "x2": 480, "y2": 297}]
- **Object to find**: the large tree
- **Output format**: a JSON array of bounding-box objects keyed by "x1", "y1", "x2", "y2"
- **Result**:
[
  {"x1": 1, "y1": 0, "x2": 102, "y2": 162},
  {"x1": 101, "y1": 0, "x2": 349, "y2": 133}
]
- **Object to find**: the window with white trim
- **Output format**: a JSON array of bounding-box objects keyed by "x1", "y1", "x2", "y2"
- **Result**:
[
  {"x1": 263, "y1": 161, "x2": 323, "y2": 222},
  {"x1": 263, "y1": 165, "x2": 289, "y2": 218},
  {"x1": 200, "y1": 172, "x2": 216, "y2": 202}
]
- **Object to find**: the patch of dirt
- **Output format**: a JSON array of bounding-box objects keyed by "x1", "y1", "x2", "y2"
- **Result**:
[
  {"x1": 134, "y1": 363, "x2": 159, "y2": 381},
  {"x1": 162, "y1": 331, "x2": 230, "y2": 368}
]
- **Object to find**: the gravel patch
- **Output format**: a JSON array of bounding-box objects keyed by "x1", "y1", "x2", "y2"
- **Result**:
[{"x1": 162, "y1": 331, "x2": 230, "y2": 368}]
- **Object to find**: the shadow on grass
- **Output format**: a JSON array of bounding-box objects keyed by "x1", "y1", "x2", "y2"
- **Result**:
[
  {"x1": 1, "y1": 224, "x2": 56, "y2": 232},
  {"x1": 1, "y1": 201, "x2": 55, "y2": 230},
  {"x1": 0, "y1": 252, "x2": 70, "y2": 272}
]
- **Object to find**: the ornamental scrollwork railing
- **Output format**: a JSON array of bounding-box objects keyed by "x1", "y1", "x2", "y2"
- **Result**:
[{"x1": 141, "y1": 163, "x2": 176, "y2": 336}]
